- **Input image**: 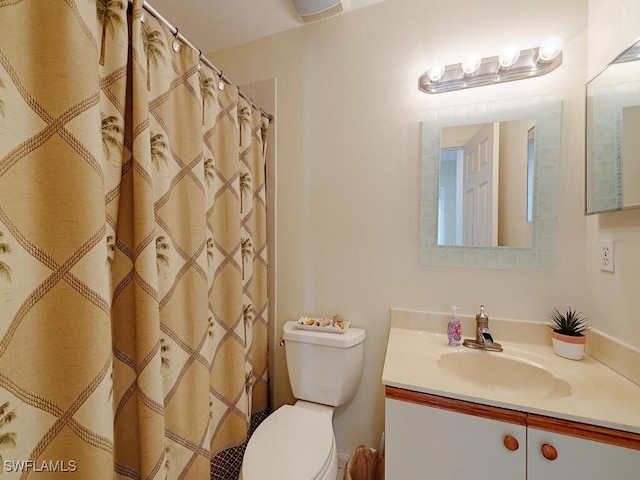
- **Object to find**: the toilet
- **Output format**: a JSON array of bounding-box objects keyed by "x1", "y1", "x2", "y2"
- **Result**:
[{"x1": 240, "y1": 320, "x2": 366, "y2": 480}]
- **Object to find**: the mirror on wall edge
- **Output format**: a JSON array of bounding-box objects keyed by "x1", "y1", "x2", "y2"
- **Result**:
[{"x1": 586, "y1": 37, "x2": 640, "y2": 215}]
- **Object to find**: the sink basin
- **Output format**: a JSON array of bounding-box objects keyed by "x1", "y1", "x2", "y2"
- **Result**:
[{"x1": 437, "y1": 351, "x2": 571, "y2": 398}]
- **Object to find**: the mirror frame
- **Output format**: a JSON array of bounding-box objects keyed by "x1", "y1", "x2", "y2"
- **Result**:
[
  {"x1": 585, "y1": 37, "x2": 640, "y2": 215},
  {"x1": 419, "y1": 95, "x2": 562, "y2": 271}
]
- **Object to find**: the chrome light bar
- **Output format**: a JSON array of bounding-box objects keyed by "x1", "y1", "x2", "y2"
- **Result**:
[{"x1": 419, "y1": 45, "x2": 563, "y2": 94}]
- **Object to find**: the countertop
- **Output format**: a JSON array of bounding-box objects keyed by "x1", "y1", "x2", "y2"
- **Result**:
[{"x1": 382, "y1": 309, "x2": 640, "y2": 435}]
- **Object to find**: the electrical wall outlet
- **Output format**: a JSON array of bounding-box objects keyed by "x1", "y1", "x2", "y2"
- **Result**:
[{"x1": 600, "y1": 239, "x2": 615, "y2": 272}]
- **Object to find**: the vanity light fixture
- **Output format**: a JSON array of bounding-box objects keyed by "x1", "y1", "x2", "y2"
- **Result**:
[{"x1": 419, "y1": 36, "x2": 563, "y2": 94}]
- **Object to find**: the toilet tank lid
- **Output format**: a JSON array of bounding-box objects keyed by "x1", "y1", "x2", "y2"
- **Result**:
[{"x1": 283, "y1": 320, "x2": 366, "y2": 348}]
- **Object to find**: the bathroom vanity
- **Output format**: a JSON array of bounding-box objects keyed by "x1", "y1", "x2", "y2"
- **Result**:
[{"x1": 382, "y1": 309, "x2": 640, "y2": 479}]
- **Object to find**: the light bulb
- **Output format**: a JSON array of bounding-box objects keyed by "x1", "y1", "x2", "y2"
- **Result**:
[
  {"x1": 461, "y1": 56, "x2": 481, "y2": 76},
  {"x1": 428, "y1": 64, "x2": 445, "y2": 83},
  {"x1": 538, "y1": 36, "x2": 563, "y2": 62},
  {"x1": 498, "y1": 45, "x2": 520, "y2": 69}
]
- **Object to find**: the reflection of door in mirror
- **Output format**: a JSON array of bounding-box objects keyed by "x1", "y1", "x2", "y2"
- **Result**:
[
  {"x1": 462, "y1": 123, "x2": 498, "y2": 246},
  {"x1": 623, "y1": 105, "x2": 640, "y2": 206},
  {"x1": 438, "y1": 120, "x2": 534, "y2": 248},
  {"x1": 439, "y1": 123, "x2": 498, "y2": 246}
]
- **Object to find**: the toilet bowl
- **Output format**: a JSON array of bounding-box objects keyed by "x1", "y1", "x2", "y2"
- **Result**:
[
  {"x1": 241, "y1": 402, "x2": 338, "y2": 480},
  {"x1": 240, "y1": 320, "x2": 366, "y2": 480}
]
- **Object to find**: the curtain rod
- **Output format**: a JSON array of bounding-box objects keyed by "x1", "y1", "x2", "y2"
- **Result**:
[{"x1": 141, "y1": 1, "x2": 274, "y2": 123}]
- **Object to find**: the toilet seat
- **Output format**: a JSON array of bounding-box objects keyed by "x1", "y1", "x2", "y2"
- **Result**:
[{"x1": 241, "y1": 405, "x2": 335, "y2": 480}]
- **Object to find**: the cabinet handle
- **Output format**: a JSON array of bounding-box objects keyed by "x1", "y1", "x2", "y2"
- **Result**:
[
  {"x1": 541, "y1": 443, "x2": 558, "y2": 461},
  {"x1": 503, "y1": 435, "x2": 519, "y2": 451}
]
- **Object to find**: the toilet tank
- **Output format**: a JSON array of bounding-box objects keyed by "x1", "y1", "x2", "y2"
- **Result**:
[{"x1": 282, "y1": 320, "x2": 366, "y2": 407}]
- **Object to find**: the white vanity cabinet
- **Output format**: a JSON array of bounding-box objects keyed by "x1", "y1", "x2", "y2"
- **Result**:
[
  {"x1": 385, "y1": 393, "x2": 526, "y2": 479},
  {"x1": 385, "y1": 386, "x2": 640, "y2": 480},
  {"x1": 526, "y1": 418, "x2": 640, "y2": 479}
]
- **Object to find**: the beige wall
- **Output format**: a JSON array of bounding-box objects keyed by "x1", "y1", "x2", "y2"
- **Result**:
[{"x1": 209, "y1": 0, "x2": 640, "y2": 457}]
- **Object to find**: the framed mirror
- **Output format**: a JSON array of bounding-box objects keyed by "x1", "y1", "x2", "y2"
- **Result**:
[
  {"x1": 586, "y1": 38, "x2": 640, "y2": 214},
  {"x1": 420, "y1": 95, "x2": 562, "y2": 270}
]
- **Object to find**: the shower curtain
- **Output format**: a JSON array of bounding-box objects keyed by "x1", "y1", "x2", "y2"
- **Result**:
[{"x1": 0, "y1": 1, "x2": 270, "y2": 479}]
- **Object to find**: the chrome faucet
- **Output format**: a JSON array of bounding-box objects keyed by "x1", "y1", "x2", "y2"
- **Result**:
[{"x1": 463, "y1": 305, "x2": 503, "y2": 352}]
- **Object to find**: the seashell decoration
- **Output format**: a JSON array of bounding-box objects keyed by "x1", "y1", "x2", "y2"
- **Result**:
[{"x1": 298, "y1": 314, "x2": 346, "y2": 330}]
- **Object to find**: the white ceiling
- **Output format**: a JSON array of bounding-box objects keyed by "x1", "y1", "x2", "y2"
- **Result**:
[{"x1": 146, "y1": 0, "x2": 386, "y2": 53}]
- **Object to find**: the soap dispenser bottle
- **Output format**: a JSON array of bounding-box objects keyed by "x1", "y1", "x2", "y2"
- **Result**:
[{"x1": 447, "y1": 306, "x2": 462, "y2": 346}]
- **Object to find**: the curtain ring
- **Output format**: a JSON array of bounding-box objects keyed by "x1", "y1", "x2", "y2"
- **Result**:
[
  {"x1": 172, "y1": 29, "x2": 181, "y2": 53},
  {"x1": 218, "y1": 71, "x2": 225, "y2": 91}
]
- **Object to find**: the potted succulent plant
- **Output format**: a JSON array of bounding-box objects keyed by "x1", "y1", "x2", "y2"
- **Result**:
[{"x1": 548, "y1": 308, "x2": 590, "y2": 360}]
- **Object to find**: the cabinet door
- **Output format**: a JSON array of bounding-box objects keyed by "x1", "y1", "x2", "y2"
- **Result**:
[
  {"x1": 385, "y1": 397, "x2": 526, "y2": 479},
  {"x1": 528, "y1": 427, "x2": 640, "y2": 480}
]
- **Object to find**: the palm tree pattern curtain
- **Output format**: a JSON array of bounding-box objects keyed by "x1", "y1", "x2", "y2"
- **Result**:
[{"x1": 0, "y1": 1, "x2": 270, "y2": 479}]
